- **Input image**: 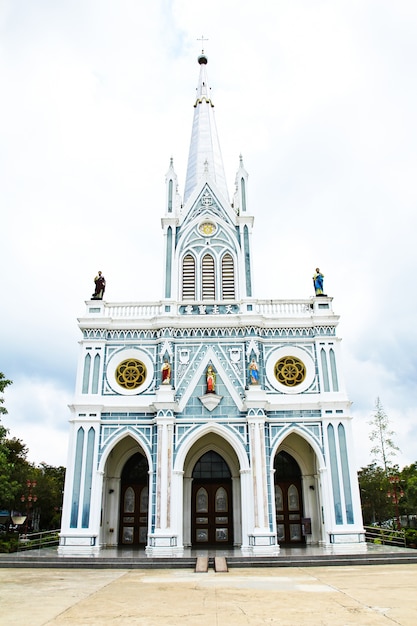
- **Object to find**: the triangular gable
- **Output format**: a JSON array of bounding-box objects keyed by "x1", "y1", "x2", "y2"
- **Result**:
[
  {"x1": 179, "y1": 180, "x2": 236, "y2": 231},
  {"x1": 178, "y1": 346, "x2": 244, "y2": 413}
]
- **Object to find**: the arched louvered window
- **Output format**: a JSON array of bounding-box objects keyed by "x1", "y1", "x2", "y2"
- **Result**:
[
  {"x1": 182, "y1": 254, "x2": 196, "y2": 300},
  {"x1": 221, "y1": 253, "x2": 235, "y2": 299},
  {"x1": 202, "y1": 253, "x2": 215, "y2": 300}
]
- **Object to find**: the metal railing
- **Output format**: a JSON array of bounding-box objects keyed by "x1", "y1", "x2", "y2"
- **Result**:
[
  {"x1": 364, "y1": 525, "x2": 406, "y2": 548},
  {"x1": 17, "y1": 529, "x2": 60, "y2": 551}
]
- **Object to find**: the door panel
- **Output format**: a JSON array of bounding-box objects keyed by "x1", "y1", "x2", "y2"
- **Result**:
[
  {"x1": 192, "y1": 481, "x2": 233, "y2": 545},
  {"x1": 119, "y1": 452, "x2": 149, "y2": 546},
  {"x1": 274, "y1": 450, "x2": 304, "y2": 544},
  {"x1": 275, "y1": 480, "x2": 304, "y2": 543},
  {"x1": 119, "y1": 483, "x2": 148, "y2": 545}
]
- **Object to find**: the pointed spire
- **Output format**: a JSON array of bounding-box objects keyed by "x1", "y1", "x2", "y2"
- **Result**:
[{"x1": 183, "y1": 53, "x2": 229, "y2": 204}]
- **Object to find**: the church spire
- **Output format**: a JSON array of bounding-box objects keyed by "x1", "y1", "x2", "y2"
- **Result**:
[{"x1": 183, "y1": 52, "x2": 229, "y2": 204}]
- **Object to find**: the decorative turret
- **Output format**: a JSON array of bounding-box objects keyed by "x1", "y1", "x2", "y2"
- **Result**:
[
  {"x1": 233, "y1": 155, "x2": 249, "y2": 214},
  {"x1": 164, "y1": 157, "x2": 182, "y2": 215}
]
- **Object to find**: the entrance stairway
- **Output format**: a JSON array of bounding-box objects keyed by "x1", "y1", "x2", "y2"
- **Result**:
[{"x1": 1, "y1": 549, "x2": 417, "y2": 569}]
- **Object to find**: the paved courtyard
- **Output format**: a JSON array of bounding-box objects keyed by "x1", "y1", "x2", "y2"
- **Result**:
[{"x1": 1, "y1": 564, "x2": 417, "y2": 625}]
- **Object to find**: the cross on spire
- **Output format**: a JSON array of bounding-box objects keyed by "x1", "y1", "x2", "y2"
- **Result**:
[{"x1": 197, "y1": 35, "x2": 209, "y2": 53}]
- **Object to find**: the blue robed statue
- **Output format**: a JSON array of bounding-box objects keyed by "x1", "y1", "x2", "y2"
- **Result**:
[
  {"x1": 248, "y1": 358, "x2": 259, "y2": 385},
  {"x1": 313, "y1": 268, "x2": 325, "y2": 296}
]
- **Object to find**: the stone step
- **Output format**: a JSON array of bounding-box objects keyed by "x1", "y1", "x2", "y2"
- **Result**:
[{"x1": 1, "y1": 551, "x2": 417, "y2": 569}]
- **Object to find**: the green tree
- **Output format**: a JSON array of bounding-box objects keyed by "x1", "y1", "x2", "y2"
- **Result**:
[
  {"x1": 398, "y1": 463, "x2": 417, "y2": 525},
  {"x1": 0, "y1": 372, "x2": 66, "y2": 530},
  {"x1": 0, "y1": 432, "x2": 31, "y2": 510},
  {"x1": 358, "y1": 463, "x2": 392, "y2": 525},
  {"x1": 0, "y1": 445, "x2": 19, "y2": 507},
  {"x1": 33, "y1": 464, "x2": 66, "y2": 529},
  {"x1": 368, "y1": 398, "x2": 400, "y2": 475},
  {"x1": 0, "y1": 374, "x2": 21, "y2": 508},
  {"x1": 0, "y1": 372, "x2": 12, "y2": 416}
]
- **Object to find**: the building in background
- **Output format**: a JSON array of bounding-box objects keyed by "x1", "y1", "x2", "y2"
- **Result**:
[{"x1": 59, "y1": 52, "x2": 365, "y2": 556}]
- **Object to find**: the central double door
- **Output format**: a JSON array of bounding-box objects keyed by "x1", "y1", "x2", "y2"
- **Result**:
[
  {"x1": 191, "y1": 481, "x2": 233, "y2": 545},
  {"x1": 191, "y1": 450, "x2": 233, "y2": 546}
]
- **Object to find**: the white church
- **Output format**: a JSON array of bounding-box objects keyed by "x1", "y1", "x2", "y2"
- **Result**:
[{"x1": 59, "y1": 52, "x2": 365, "y2": 556}]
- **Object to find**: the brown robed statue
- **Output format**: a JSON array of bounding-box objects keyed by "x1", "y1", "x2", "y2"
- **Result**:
[{"x1": 92, "y1": 271, "x2": 106, "y2": 300}]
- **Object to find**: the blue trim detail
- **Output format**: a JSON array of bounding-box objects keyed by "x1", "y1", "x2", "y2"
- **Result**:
[
  {"x1": 168, "y1": 179, "x2": 173, "y2": 213},
  {"x1": 70, "y1": 428, "x2": 84, "y2": 528},
  {"x1": 338, "y1": 424, "x2": 353, "y2": 523},
  {"x1": 92, "y1": 354, "x2": 100, "y2": 394},
  {"x1": 320, "y1": 348, "x2": 330, "y2": 392},
  {"x1": 241, "y1": 177, "x2": 246, "y2": 212},
  {"x1": 165, "y1": 227, "x2": 172, "y2": 298},
  {"x1": 327, "y1": 424, "x2": 343, "y2": 524},
  {"x1": 82, "y1": 353, "x2": 91, "y2": 394},
  {"x1": 82, "y1": 427, "x2": 95, "y2": 528},
  {"x1": 330, "y1": 349, "x2": 339, "y2": 391},
  {"x1": 244, "y1": 225, "x2": 252, "y2": 296}
]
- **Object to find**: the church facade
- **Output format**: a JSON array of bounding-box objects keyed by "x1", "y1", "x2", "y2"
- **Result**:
[{"x1": 59, "y1": 53, "x2": 365, "y2": 556}]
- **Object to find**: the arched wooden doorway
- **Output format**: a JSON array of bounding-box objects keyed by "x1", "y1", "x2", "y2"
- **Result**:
[
  {"x1": 191, "y1": 450, "x2": 233, "y2": 546},
  {"x1": 119, "y1": 452, "x2": 149, "y2": 546},
  {"x1": 274, "y1": 451, "x2": 305, "y2": 544}
]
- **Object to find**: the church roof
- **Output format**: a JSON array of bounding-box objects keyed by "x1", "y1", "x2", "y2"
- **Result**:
[{"x1": 183, "y1": 52, "x2": 229, "y2": 204}]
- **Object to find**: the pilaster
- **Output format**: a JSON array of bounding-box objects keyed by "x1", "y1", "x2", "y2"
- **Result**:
[
  {"x1": 146, "y1": 410, "x2": 183, "y2": 556},
  {"x1": 246, "y1": 410, "x2": 279, "y2": 554}
]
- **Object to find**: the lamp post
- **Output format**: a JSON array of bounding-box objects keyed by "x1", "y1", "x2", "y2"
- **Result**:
[
  {"x1": 20, "y1": 479, "x2": 38, "y2": 536},
  {"x1": 387, "y1": 476, "x2": 404, "y2": 531}
]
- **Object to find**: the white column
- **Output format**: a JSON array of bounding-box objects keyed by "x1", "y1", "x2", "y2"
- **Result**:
[
  {"x1": 147, "y1": 412, "x2": 183, "y2": 556},
  {"x1": 246, "y1": 412, "x2": 279, "y2": 554}
]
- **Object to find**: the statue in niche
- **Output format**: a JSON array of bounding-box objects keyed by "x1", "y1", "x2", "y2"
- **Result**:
[
  {"x1": 161, "y1": 358, "x2": 171, "y2": 385},
  {"x1": 313, "y1": 268, "x2": 326, "y2": 296},
  {"x1": 206, "y1": 365, "x2": 216, "y2": 393},
  {"x1": 92, "y1": 271, "x2": 106, "y2": 300},
  {"x1": 248, "y1": 357, "x2": 259, "y2": 385}
]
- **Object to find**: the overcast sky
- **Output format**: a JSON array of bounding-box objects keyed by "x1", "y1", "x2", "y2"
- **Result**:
[{"x1": 1, "y1": 0, "x2": 416, "y2": 471}]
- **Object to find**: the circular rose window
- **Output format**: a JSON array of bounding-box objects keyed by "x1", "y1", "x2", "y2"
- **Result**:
[
  {"x1": 199, "y1": 221, "x2": 216, "y2": 236},
  {"x1": 274, "y1": 356, "x2": 306, "y2": 387},
  {"x1": 115, "y1": 359, "x2": 147, "y2": 389}
]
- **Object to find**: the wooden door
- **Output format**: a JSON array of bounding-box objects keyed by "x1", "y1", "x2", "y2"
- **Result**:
[
  {"x1": 192, "y1": 481, "x2": 233, "y2": 545},
  {"x1": 275, "y1": 480, "x2": 304, "y2": 543},
  {"x1": 191, "y1": 450, "x2": 233, "y2": 546},
  {"x1": 274, "y1": 451, "x2": 305, "y2": 544},
  {"x1": 119, "y1": 453, "x2": 148, "y2": 546},
  {"x1": 119, "y1": 483, "x2": 148, "y2": 545}
]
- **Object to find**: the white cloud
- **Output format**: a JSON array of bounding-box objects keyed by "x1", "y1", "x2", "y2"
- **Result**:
[
  {"x1": 1, "y1": 1, "x2": 417, "y2": 469},
  {"x1": 3, "y1": 378, "x2": 71, "y2": 467}
]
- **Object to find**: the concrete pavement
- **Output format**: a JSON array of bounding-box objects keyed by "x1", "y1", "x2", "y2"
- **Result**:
[{"x1": 1, "y1": 564, "x2": 417, "y2": 625}]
